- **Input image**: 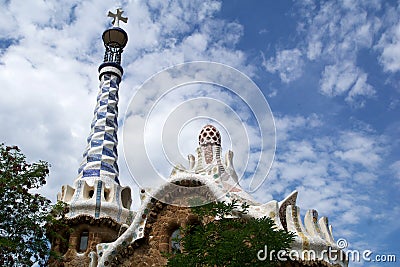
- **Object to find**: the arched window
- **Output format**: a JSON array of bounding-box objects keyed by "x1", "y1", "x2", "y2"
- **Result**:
[
  {"x1": 170, "y1": 228, "x2": 181, "y2": 254},
  {"x1": 78, "y1": 231, "x2": 89, "y2": 252}
]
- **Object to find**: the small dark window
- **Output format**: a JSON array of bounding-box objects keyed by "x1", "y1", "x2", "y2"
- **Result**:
[
  {"x1": 79, "y1": 231, "x2": 89, "y2": 252},
  {"x1": 170, "y1": 229, "x2": 181, "y2": 254},
  {"x1": 88, "y1": 190, "x2": 94, "y2": 198}
]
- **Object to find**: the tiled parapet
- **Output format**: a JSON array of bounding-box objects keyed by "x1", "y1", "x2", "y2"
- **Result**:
[{"x1": 57, "y1": 177, "x2": 132, "y2": 223}]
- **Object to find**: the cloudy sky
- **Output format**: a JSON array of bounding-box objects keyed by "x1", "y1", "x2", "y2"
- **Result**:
[{"x1": 0, "y1": 0, "x2": 399, "y2": 265}]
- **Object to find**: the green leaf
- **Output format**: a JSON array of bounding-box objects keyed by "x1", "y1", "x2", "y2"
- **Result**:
[
  {"x1": 0, "y1": 143, "x2": 69, "y2": 266},
  {"x1": 167, "y1": 200, "x2": 295, "y2": 267}
]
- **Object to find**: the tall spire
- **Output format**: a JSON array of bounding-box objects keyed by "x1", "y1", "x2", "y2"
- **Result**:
[
  {"x1": 77, "y1": 9, "x2": 128, "y2": 184},
  {"x1": 57, "y1": 9, "x2": 131, "y2": 222}
]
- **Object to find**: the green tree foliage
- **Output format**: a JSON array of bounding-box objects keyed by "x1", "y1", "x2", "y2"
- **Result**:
[
  {"x1": 167, "y1": 200, "x2": 295, "y2": 267},
  {"x1": 0, "y1": 144, "x2": 68, "y2": 266}
]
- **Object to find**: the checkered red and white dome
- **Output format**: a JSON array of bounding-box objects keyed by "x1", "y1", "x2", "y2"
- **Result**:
[{"x1": 198, "y1": 124, "x2": 221, "y2": 146}]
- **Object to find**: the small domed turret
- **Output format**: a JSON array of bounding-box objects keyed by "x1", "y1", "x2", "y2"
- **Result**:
[{"x1": 199, "y1": 124, "x2": 221, "y2": 146}]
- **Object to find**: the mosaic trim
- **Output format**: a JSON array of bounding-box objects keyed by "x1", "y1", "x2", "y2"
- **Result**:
[
  {"x1": 95, "y1": 180, "x2": 103, "y2": 218},
  {"x1": 291, "y1": 205, "x2": 310, "y2": 252},
  {"x1": 77, "y1": 73, "x2": 121, "y2": 184},
  {"x1": 116, "y1": 185, "x2": 122, "y2": 222},
  {"x1": 69, "y1": 180, "x2": 82, "y2": 217}
]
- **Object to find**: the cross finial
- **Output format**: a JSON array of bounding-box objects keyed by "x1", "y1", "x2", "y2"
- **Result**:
[{"x1": 108, "y1": 8, "x2": 128, "y2": 27}]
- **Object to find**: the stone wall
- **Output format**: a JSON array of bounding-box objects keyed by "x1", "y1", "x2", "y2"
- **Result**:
[
  {"x1": 114, "y1": 204, "x2": 197, "y2": 266},
  {"x1": 53, "y1": 203, "x2": 343, "y2": 267},
  {"x1": 49, "y1": 216, "x2": 121, "y2": 267}
]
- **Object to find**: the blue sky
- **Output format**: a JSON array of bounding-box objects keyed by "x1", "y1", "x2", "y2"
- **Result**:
[{"x1": 0, "y1": 0, "x2": 399, "y2": 265}]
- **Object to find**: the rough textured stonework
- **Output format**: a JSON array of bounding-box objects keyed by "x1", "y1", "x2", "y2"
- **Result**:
[
  {"x1": 49, "y1": 216, "x2": 121, "y2": 267},
  {"x1": 107, "y1": 203, "x2": 196, "y2": 266}
]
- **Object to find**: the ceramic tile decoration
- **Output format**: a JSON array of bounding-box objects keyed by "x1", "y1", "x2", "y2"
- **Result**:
[
  {"x1": 53, "y1": 8, "x2": 347, "y2": 267},
  {"x1": 56, "y1": 9, "x2": 131, "y2": 224}
]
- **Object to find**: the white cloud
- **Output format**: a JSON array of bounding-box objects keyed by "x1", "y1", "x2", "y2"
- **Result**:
[
  {"x1": 0, "y1": 0, "x2": 254, "y2": 203},
  {"x1": 297, "y1": 1, "x2": 381, "y2": 62},
  {"x1": 319, "y1": 62, "x2": 375, "y2": 106},
  {"x1": 252, "y1": 114, "x2": 390, "y2": 238},
  {"x1": 353, "y1": 171, "x2": 377, "y2": 184},
  {"x1": 390, "y1": 160, "x2": 400, "y2": 180},
  {"x1": 334, "y1": 131, "x2": 385, "y2": 170},
  {"x1": 263, "y1": 48, "x2": 304, "y2": 83},
  {"x1": 320, "y1": 62, "x2": 359, "y2": 96},
  {"x1": 306, "y1": 41, "x2": 322, "y2": 60},
  {"x1": 376, "y1": 3, "x2": 400, "y2": 72},
  {"x1": 274, "y1": 113, "x2": 322, "y2": 142},
  {"x1": 265, "y1": 0, "x2": 388, "y2": 105}
]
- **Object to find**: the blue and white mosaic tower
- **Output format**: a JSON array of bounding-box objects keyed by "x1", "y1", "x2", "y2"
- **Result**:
[{"x1": 57, "y1": 9, "x2": 132, "y2": 223}]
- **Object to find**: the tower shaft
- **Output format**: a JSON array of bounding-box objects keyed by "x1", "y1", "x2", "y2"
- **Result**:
[{"x1": 78, "y1": 72, "x2": 120, "y2": 184}]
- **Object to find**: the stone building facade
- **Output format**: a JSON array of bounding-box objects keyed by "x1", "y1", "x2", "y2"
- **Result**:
[{"x1": 50, "y1": 9, "x2": 347, "y2": 267}]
